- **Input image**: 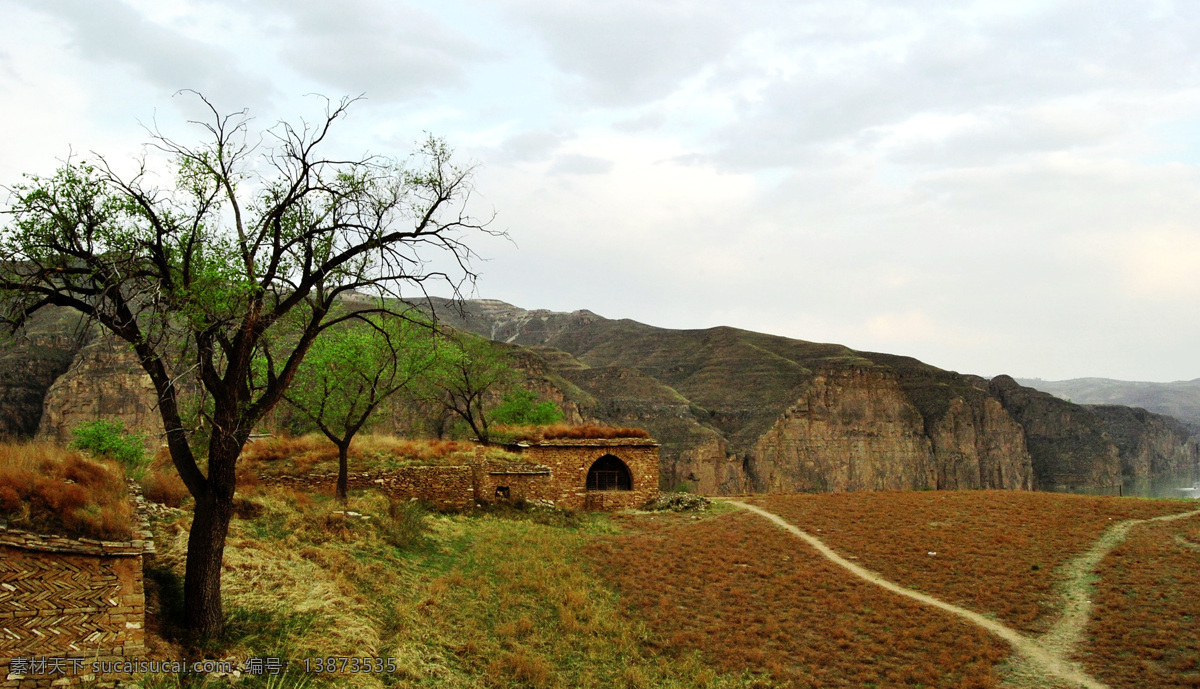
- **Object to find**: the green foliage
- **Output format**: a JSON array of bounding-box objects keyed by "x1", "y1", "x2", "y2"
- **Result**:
[
  {"x1": 284, "y1": 312, "x2": 441, "y2": 442},
  {"x1": 419, "y1": 334, "x2": 517, "y2": 443},
  {"x1": 70, "y1": 419, "x2": 148, "y2": 478},
  {"x1": 490, "y1": 389, "x2": 565, "y2": 426}
]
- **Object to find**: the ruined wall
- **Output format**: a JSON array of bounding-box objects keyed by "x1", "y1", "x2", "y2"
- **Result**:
[
  {"x1": 258, "y1": 466, "x2": 476, "y2": 509},
  {"x1": 476, "y1": 463, "x2": 553, "y2": 504},
  {"x1": 0, "y1": 500, "x2": 153, "y2": 688}
]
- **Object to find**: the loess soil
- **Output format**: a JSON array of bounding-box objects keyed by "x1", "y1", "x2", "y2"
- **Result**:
[
  {"x1": 585, "y1": 508, "x2": 1010, "y2": 688},
  {"x1": 1080, "y1": 512, "x2": 1200, "y2": 688},
  {"x1": 748, "y1": 491, "x2": 1199, "y2": 633}
]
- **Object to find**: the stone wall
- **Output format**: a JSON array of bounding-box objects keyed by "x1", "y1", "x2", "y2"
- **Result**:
[
  {"x1": 258, "y1": 441, "x2": 661, "y2": 512},
  {"x1": 476, "y1": 464, "x2": 553, "y2": 504},
  {"x1": 508, "y1": 439, "x2": 660, "y2": 511},
  {"x1": 0, "y1": 493, "x2": 154, "y2": 688},
  {"x1": 259, "y1": 465, "x2": 476, "y2": 509}
]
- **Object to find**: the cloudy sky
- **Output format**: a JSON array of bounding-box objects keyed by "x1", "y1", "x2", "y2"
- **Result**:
[{"x1": 3, "y1": 0, "x2": 1200, "y2": 382}]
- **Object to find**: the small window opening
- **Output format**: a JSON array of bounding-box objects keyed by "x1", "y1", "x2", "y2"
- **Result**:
[
  {"x1": 586, "y1": 455, "x2": 632, "y2": 491},
  {"x1": 495, "y1": 486, "x2": 511, "y2": 500}
]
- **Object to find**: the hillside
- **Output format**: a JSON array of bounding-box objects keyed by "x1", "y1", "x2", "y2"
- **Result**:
[
  {"x1": 136, "y1": 482, "x2": 1200, "y2": 688},
  {"x1": 427, "y1": 298, "x2": 1199, "y2": 493},
  {"x1": 2, "y1": 298, "x2": 1196, "y2": 495},
  {"x1": 1016, "y1": 377, "x2": 1200, "y2": 432}
]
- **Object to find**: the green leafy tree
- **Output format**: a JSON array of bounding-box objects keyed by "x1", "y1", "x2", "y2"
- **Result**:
[
  {"x1": 423, "y1": 334, "x2": 514, "y2": 444},
  {"x1": 283, "y1": 311, "x2": 441, "y2": 500},
  {"x1": 491, "y1": 389, "x2": 565, "y2": 426},
  {"x1": 0, "y1": 94, "x2": 493, "y2": 637}
]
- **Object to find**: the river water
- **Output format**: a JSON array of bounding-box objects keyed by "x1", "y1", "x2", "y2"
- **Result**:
[{"x1": 1047, "y1": 466, "x2": 1200, "y2": 499}]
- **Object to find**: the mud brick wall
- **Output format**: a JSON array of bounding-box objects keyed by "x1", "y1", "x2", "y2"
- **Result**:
[
  {"x1": 0, "y1": 491, "x2": 154, "y2": 689},
  {"x1": 511, "y1": 440, "x2": 660, "y2": 511},
  {"x1": 260, "y1": 465, "x2": 476, "y2": 508}
]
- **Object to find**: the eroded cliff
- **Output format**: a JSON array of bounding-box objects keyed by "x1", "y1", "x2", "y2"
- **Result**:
[{"x1": 14, "y1": 299, "x2": 1197, "y2": 496}]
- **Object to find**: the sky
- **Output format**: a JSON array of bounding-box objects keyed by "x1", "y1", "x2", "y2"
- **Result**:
[{"x1": 2, "y1": 0, "x2": 1200, "y2": 382}]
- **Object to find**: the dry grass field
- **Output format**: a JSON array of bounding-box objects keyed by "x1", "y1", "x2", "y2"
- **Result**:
[
  {"x1": 585, "y1": 508, "x2": 1010, "y2": 688},
  {"x1": 239, "y1": 434, "x2": 525, "y2": 477},
  {"x1": 748, "y1": 491, "x2": 1198, "y2": 633},
  {"x1": 142, "y1": 482, "x2": 760, "y2": 689},
  {"x1": 0, "y1": 441, "x2": 134, "y2": 539},
  {"x1": 1080, "y1": 512, "x2": 1200, "y2": 688}
]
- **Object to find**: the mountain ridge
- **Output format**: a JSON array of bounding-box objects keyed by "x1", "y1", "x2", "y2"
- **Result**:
[{"x1": 428, "y1": 298, "x2": 1198, "y2": 494}]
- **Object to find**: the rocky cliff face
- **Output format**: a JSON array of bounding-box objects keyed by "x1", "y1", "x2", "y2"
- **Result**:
[
  {"x1": 989, "y1": 375, "x2": 1124, "y2": 489},
  {"x1": 0, "y1": 307, "x2": 84, "y2": 437},
  {"x1": 746, "y1": 368, "x2": 936, "y2": 493},
  {"x1": 1085, "y1": 404, "x2": 1199, "y2": 480},
  {"x1": 16, "y1": 299, "x2": 1197, "y2": 497},
  {"x1": 37, "y1": 331, "x2": 166, "y2": 446},
  {"x1": 428, "y1": 299, "x2": 1192, "y2": 494}
]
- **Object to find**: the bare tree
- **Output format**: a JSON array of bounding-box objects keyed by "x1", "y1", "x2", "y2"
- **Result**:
[{"x1": 0, "y1": 94, "x2": 494, "y2": 637}]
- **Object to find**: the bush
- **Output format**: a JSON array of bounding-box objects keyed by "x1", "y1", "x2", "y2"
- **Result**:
[
  {"x1": 70, "y1": 419, "x2": 148, "y2": 478},
  {"x1": 645, "y1": 492, "x2": 712, "y2": 512},
  {"x1": 491, "y1": 390, "x2": 565, "y2": 426},
  {"x1": 380, "y1": 499, "x2": 429, "y2": 549}
]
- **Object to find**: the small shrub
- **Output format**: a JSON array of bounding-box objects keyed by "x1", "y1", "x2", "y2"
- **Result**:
[
  {"x1": 70, "y1": 419, "x2": 148, "y2": 478},
  {"x1": 234, "y1": 497, "x2": 265, "y2": 519},
  {"x1": 486, "y1": 649, "x2": 554, "y2": 688},
  {"x1": 380, "y1": 499, "x2": 429, "y2": 549},
  {"x1": 646, "y1": 492, "x2": 712, "y2": 512}
]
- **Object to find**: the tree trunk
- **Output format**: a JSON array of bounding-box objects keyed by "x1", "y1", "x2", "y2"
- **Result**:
[
  {"x1": 337, "y1": 442, "x2": 350, "y2": 501},
  {"x1": 184, "y1": 488, "x2": 234, "y2": 638}
]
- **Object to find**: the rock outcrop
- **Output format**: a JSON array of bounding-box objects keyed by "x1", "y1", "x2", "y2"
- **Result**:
[
  {"x1": 0, "y1": 307, "x2": 84, "y2": 437},
  {"x1": 36, "y1": 331, "x2": 167, "y2": 446}
]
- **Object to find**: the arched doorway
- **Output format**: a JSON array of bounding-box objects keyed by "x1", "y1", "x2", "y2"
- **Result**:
[{"x1": 586, "y1": 454, "x2": 632, "y2": 491}]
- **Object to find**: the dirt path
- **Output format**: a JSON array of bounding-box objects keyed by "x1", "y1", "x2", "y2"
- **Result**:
[{"x1": 725, "y1": 500, "x2": 1200, "y2": 689}]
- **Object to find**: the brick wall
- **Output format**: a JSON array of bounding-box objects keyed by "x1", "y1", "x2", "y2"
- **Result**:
[
  {"x1": 0, "y1": 491, "x2": 154, "y2": 688},
  {"x1": 259, "y1": 465, "x2": 476, "y2": 509}
]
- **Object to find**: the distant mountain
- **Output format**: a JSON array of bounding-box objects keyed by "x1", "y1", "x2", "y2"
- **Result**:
[
  {"x1": 4, "y1": 297, "x2": 1195, "y2": 496},
  {"x1": 427, "y1": 299, "x2": 1198, "y2": 494},
  {"x1": 1014, "y1": 377, "x2": 1200, "y2": 432}
]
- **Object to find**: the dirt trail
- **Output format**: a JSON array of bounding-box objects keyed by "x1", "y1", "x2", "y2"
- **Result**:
[{"x1": 725, "y1": 499, "x2": 1200, "y2": 689}]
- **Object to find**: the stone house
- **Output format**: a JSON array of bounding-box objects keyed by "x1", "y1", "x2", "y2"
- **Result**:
[{"x1": 480, "y1": 437, "x2": 660, "y2": 511}]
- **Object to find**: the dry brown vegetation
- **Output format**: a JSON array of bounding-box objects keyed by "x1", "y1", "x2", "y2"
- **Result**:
[
  {"x1": 0, "y1": 441, "x2": 134, "y2": 540},
  {"x1": 1080, "y1": 513, "x2": 1200, "y2": 687},
  {"x1": 586, "y1": 508, "x2": 1010, "y2": 687},
  {"x1": 143, "y1": 482, "x2": 756, "y2": 689},
  {"x1": 493, "y1": 424, "x2": 651, "y2": 443},
  {"x1": 241, "y1": 434, "x2": 523, "y2": 477},
  {"x1": 749, "y1": 491, "x2": 1199, "y2": 633},
  {"x1": 138, "y1": 447, "x2": 191, "y2": 507}
]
